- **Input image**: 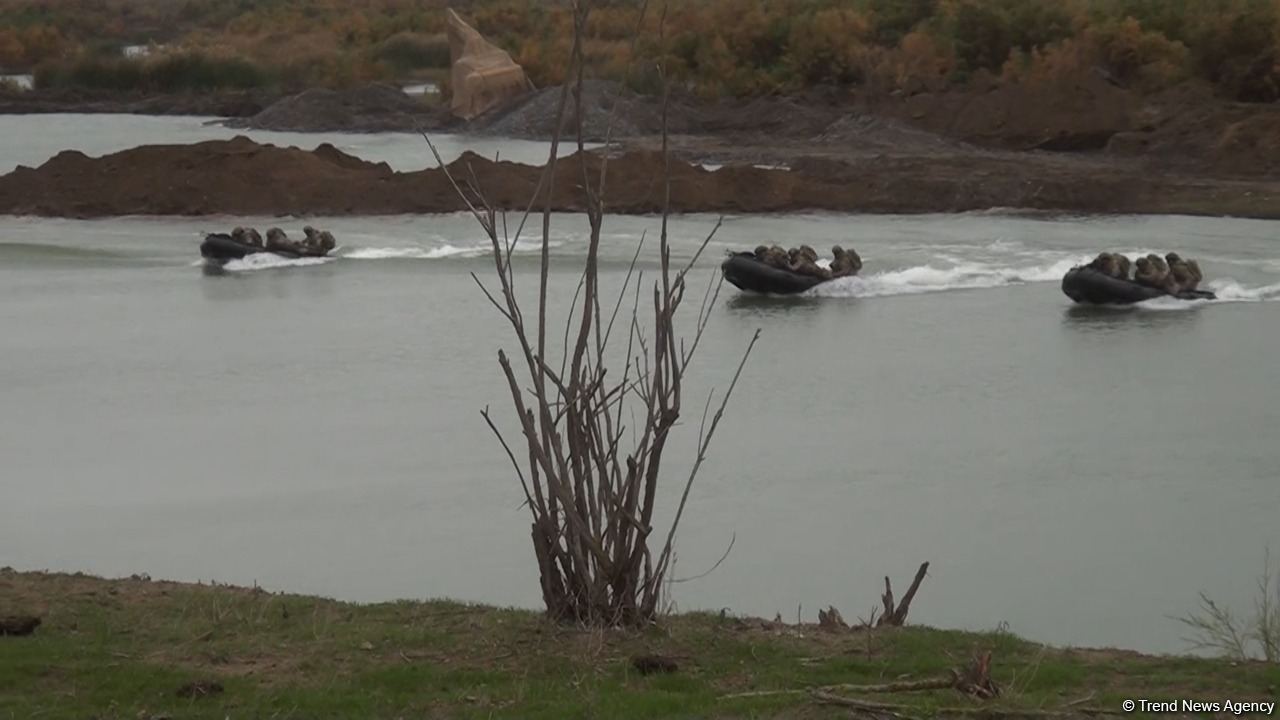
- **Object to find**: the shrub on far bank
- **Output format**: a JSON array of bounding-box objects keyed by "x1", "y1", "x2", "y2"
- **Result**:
[{"x1": 34, "y1": 50, "x2": 269, "y2": 93}]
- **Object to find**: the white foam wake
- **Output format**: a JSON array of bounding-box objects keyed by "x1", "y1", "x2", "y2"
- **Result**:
[
  {"x1": 1207, "y1": 279, "x2": 1280, "y2": 302},
  {"x1": 343, "y1": 240, "x2": 564, "y2": 260},
  {"x1": 1132, "y1": 278, "x2": 1280, "y2": 311},
  {"x1": 220, "y1": 254, "x2": 333, "y2": 271},
  {"x1": 807, "y1": 256, "x2": 1091, "y2": 298},
  {"x1": 343, "y1": 245, "x2": 471, "y2": 260}
]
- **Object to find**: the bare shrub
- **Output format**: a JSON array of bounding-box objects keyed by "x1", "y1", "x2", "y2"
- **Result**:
[
  {"x1": 423, "y1": 0, "x2": 757, "y2": 626},
  {"x1": 1177, "y1": 550, "x2": 1280, "y2": 663}
]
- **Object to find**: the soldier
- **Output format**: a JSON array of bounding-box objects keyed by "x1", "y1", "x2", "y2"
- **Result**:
[
  {"x1": 1114, "y1": 253, "x2": 1131, "y2": 279},
  {"x1": 1166, "y1": 252, "x2": 1201, "y2": 291},
  {"x1": 318, "y1": 230, "x2": 337, "y2": 255},
  {"x1": 1089, "y1": 252, "x2": 1118, "y2": 277},
  {"x1": 829, "y1": 245, "x2": 862, "y2": 278},
  {"x1": 265, "y1": 227, "x2": 291, "y2": 253},
  {"x1": 789, "y1": 245, "x2": 831, "y2": 280},
  {"x1": 246, "y1": 228, "x2": 264, "y2": 247},
  {"x1": 1186, "y1": 257, "x2": 1203, "y2": 287},
  {"x1": 1134, "y1": 256, "x2": 1168, "y2": 289},
  {"x1": 763, "y1": 245, "x2": 790, "y2": 269},
  {"x1": 302, "y1": 225, "x2": 321, "y2": 254},
  {"x1": 231, "y1": 226, "x2": 250, "y2": 245}
]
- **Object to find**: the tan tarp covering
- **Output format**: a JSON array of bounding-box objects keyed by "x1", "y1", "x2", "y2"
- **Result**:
[{"x1": 448, "y1": 8, "x2": 533, "y2": 120}]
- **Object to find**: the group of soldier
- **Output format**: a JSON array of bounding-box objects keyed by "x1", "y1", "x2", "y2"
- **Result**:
[
  {"x1": 753, "y1": 244, "x2": 863, "y2": 280},
  {"x1": 231, "y1": 225, "x2": 337, "y2": 257},
  {"x1": 1089, "y1": 251, "x2": 1204, "y2": 294}
]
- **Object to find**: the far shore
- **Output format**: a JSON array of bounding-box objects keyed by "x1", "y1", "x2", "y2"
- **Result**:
[
  {"x1": 2, "y1": 134, "x2": 1279, "y2": 220},
  {"x1": 2, "y1": 568, "x2": 1275, "y2": 718}
]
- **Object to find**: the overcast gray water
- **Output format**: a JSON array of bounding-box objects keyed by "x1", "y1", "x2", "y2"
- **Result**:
[
  {"x1": 0, "y1": 112, "x2": 594, "y2": 173},
  {"x1": 2, "y1": 208, "x2": 1279, "y2": 654}
]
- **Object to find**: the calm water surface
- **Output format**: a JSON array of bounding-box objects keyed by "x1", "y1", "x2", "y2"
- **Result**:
[
  {"x1": 2, "y1": 163, "x2": 1280, "y2": 654},
  {"x1": 0, "y1": 113, "x2": 591, "y2": 173}
]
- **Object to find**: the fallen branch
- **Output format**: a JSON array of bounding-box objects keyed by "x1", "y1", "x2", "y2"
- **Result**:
[
  {"x1": 811, "y1": 692, "x2": 1124, "y2": 719},
  {"x1": 722, "y1": 652, "x2": 999, "y2": 700},
  {"x1": 812, "y1": 690, "x2": 923, "y2": 719}
]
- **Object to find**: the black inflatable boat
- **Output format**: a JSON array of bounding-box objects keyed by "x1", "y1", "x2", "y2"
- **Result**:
[
  {"x1": 721, "y1": 252, "x2": 831, "y2": 295},
  {"x1": 1061, "y1": 266, "x2": 1216, "y2": 305},
  {"x1": 200, "y1": 233, "x2": 319, "y2": 262}
]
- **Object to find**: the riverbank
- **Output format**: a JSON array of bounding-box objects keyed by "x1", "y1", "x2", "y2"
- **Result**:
[
  {"x1": 0, "y1": 87, "x2": 283, "y2": 118},
  {"x1": 3, "y1": 134, "x2": 1280, "y2": 219},
  {"x1": 2, "y1": 569, "x2": 1275, "y2": 719}
]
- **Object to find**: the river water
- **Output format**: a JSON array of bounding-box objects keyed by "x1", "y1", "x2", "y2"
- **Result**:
[
  {"x1": 0, "y1": 113, "x2": 590, "y2": 173},
  {"x1": 2, "y1": 118, "x2": 1279, "y2": 655}
]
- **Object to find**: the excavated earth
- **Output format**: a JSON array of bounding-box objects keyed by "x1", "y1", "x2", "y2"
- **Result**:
[
  {"x1": 3, "y1": 75, "x2": 1280, "y2": 218},
  {"x1": 1, "y1": 134, "x2": 1278, "y2": 219}
]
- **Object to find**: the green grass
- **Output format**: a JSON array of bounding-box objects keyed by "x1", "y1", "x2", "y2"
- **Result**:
[{"x1": 2, "y1": 569, "x2": 1277, "y2": 719}]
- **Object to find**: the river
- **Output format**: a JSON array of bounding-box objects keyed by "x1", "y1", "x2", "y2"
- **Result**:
[{"x1": 1, "y1": 119, "x2": 1279, "y2": 655}]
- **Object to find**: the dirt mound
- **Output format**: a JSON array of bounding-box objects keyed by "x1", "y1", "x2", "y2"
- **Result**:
[
  {"x1": 695, "y1": 94, "x2": 840, "y2": 137},
  {"x1": 1106, "y1": 83, "x2": 1280, "y2": 176},
  {"x1": 475, "y1": 82, "x2": 837, "y2": 141},
  {"x1": 2, "y1": 136, "x2": 1278, "y2": 219},
  {"x1": 877, "y1": 70, "x2": 1138, "y2": 150},
  {"x1": 0, "y1": 87, "x2": 279, "y2": 116},
  {"x1": 814, "y1": 114, "x2": 971, "y2": 153},
  {"x1": 0, "y1": 136, "x2": 406, "y2": 216},
  {"x1": 474, "y1": 79, "x2": 709, "y2": 139},
  {"x1": 225, "y1": 84, "x2": 451, "y2": 133}
]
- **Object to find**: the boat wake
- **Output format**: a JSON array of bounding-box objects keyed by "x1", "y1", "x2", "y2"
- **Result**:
[
  {"x1": 219, "y1": 254, "x2": 333, "y2": 271},
  {"x1": 1136, "y1": 279, "x2": 1280, "y2": 310},
  {"x1": 342, "y1": 240, "x2": 563, "y2": 260},
  {"x1": 806, "y1": 255, "x2": 1091, "y2": 298},
  {"x1": 199, "y1": 239, "x2": 564, "y2": 269}
]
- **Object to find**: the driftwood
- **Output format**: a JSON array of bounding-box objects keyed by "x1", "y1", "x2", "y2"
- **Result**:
[
  {"x1": 878, "y1": 562, "x2": 930, "y2": 627},
  {"x1": 818, "y1": 606, "x2": 848, "y2": 631},
  {"x1": 723, "y1": 652, "x2": 999, "y2": 700},
  {"x1": 952, "y1": 651, "x2": 1000, "y2": 699},
  {"x1": 812, "y1": 692, "x2": 1123, "y2": 718},
  {"x1": 175, "y1": 681, "x2": 224, "y2": 698},
  {"x1": 0, "y1": 616, "x2": 41, "y2": 636},
  {"x1": 632, "y1": 654, "x2": 679, "y2": 675}
]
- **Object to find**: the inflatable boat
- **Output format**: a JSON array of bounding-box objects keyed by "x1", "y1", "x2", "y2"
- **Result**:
[
  {"x1": 199, "y1": 234, "x2": 324, "y2": 262},
  {"x1": 1061, "y1": 266, "x2": 1216, "y2": 305},
  {"x1": 721, "y1": 252, "x2": 831, "y2": 295}
]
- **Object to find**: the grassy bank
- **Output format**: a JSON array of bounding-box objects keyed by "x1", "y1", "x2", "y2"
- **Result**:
[{"x1": 2, "y1": 570, "x2": 1277, "y2": 719}]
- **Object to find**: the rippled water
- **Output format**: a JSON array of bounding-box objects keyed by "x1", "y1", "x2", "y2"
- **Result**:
[{"x1": 2, "y1": 207, "x2": 1279, "y2": 654}]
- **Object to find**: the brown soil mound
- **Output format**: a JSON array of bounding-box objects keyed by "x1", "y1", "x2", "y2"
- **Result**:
[
  {"x1": 0, "y1": 87, "x2": 278, "y2": 117},
  {"x1": 475, "y1": 79, "x2": 688, "y2": 140},
  {"x1": 224, "y1": 84, "x2": 453, "y2": 133},
  {"x1": 873, "y1": 71, "x2": 1138, "y2": 151},
  {"x1": 474, "y1": 81, "x2": 843, "y2": 141},
  {"x1": 1, "y1": 136, "x2": 1278, "y2": 219},
  {"x1": 1106, "y1": 83, "x2": 1280, "y2": 177}
]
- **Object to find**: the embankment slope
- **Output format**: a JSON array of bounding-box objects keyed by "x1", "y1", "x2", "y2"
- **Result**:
[{"x1": 1, "y1": 135, "x2": 1278, "y2": 218}]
